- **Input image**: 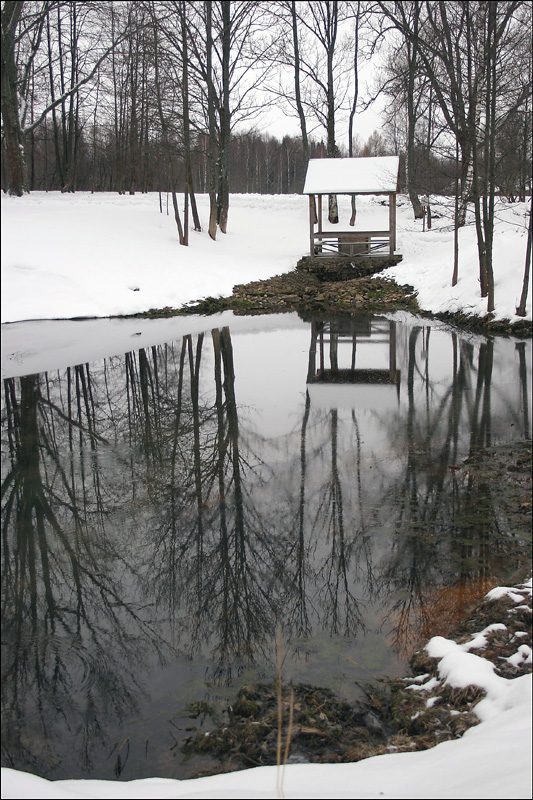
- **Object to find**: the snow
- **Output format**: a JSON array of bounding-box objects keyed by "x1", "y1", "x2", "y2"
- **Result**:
[
  {"x1": 1, "y1": 192, "x2": 530, "y2": 327},
  {"x1": 1, "y1": 191, "x2": 532, "y2": 798},
  {"x1": 1, "y1": 668, "x2": 531, "y2": 798},
  {"x1": 1, "y1": 193, "x2": 308, "y2": 322},
  {"x1": 303, "y1": 156, "x2": 400, "y2": 194},
  {"x1": 383, "y1": 198, "x2": 532, "y2": 322},
  {"x1": 506, "y1": 645, "x2": 532, "y2": 669}
]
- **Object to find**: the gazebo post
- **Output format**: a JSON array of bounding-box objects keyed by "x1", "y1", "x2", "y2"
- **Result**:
[
  {"x1": 389, "y1": 192, "x2": 397, "y2": 255},
  {"x1": 309, "y1": 194, "x2": 315, "y2": 255}
]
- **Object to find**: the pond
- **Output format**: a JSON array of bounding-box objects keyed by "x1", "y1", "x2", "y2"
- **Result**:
[{"x1": 1, "y1": 310, "x2": 531, "y2": 781}]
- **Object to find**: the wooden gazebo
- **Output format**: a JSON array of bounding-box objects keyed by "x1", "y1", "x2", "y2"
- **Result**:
[{"x1": 302, "y1": 156, "x2": 400, "y2": 259}]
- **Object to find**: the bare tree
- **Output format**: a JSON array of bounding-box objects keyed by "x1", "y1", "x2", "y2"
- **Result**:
[
  {"x1": 145, "y1": 0, "x2": 202, "y2": 233},
  {"x1": 46, "y1": 2, "x2": 87, "y2": 193},
  {"x1": 516, "y1": 201, "x2": 532, "y2": 318},
  {"x1": 377, "y1": 0, "x2": 531, "y2": 312},
  {"x1": 150, "y1": 2, "x2": 185, "y2": 244},
  {"x1": 2, "y1": 1, "x2": 132, "y2": 196},
  {"x1": 2, "y1": 1, "x2": 49, "y2": 195},
  {"x1": 185, "y1": 0, "x2": 272, "y2": 236},
  {"x1": 381, "y1": 2, "x2": 425, "y2": 218},
  {"x1": 347, "y1": 0, "x2": 363, "y2": 225},
  {"x1": 289, "y1": 0, "x2": 310, "y2": 169}
]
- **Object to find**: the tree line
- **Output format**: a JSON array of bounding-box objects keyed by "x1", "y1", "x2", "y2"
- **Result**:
[
  {"x1": 18, "y1": 121, "x2": 462, "y2": 196},
  {"x1": 1, "y1": 1, "x2": 532, "y2": 308}
]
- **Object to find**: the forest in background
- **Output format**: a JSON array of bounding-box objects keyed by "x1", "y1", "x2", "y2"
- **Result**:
[{"x1": 2, "y1": 3, "x2": 531, "y2": 200}]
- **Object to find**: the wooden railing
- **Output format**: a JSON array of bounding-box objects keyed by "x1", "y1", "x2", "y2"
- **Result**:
[{"x1": 312, "y1": 230, "x2": 392, "y2": 257}]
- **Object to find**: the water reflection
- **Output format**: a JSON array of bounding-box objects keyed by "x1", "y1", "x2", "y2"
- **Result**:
[
  {"x1": 307, "y1": 317, "x2": 400, "y2": 393},
  {"x1": 2, "y1": 369, "x2": 168, "y2": 775},
  {"x1": 1, "y1": 312, "x2": 530, "y2": 780}
]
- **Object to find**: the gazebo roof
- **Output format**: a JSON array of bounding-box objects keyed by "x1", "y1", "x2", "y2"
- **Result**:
[{"x1": 303, "y1": 156, "x2": 400, "y2": 195}]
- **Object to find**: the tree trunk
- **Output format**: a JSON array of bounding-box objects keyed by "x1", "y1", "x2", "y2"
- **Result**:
[
  {"x1": 350, "y1": 195, "x2": 357, "y2": 226},
  {"x1": 180, "y1": 0, "x2": 190, "y2": 243},
  {"x1": 206, "y1": 2, "x2": 218, "y2": 240},
  {"x1": 452, "y1": 138, "x2": 460, "y2": 286},
  {"x1": 290, "y1": 0, "x2": 309, "y2": 168},
  {"x1": 217, "y1": 0, "x2": 231, "y2": 234},
  {"x1": 328, "y1": 194, "x2": 339, "y2": 225},
  {"x1": 63, "y1": 3, "x2": 80, "y2": 193},
  {"x1": 325, "y1": 3, "x2": 339, "y2": 224},
  {"x1": 406, "y1": 8, "x2": 424, "y2": 219},
  {"x1": 348, "y1": 3, "x2": 360, "y2": 229},
  {"x1": 516, "y1": 201, "x2": 532, "y2": 317},
  {"x1": 152, "y1": 10, "x2": 185, "y2": 245},
  {"x1": 1, "y1": 1, "x2": 27, "y2": 195}
]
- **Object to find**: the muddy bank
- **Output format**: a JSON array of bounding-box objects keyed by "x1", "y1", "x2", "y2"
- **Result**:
[
  {"x1": 182, "y1": 575, "x2": 531, "y2": 777},
  {"x1": 181, "y1": 441, "x2": 531, "y2": 778},
  {"x1": 132, "y1": 268, "x2": 532, "y2": 337}
]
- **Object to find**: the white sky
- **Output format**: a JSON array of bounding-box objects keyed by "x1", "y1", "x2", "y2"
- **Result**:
[{"x1": 258, "y1": 101, "x2": 386, "y2": 148}]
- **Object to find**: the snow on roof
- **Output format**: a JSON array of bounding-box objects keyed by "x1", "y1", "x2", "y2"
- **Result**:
[{"x1": 303, "y1": 156, "x2": 400, "y2": 194}]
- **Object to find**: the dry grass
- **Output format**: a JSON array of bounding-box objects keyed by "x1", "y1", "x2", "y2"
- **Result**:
[{"x1": 276, "y1": 620, "x2": 295, "y2": 799}]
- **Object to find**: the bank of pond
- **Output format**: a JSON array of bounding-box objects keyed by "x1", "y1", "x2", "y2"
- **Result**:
[{"x1": 1, "y1": 310, "x2": 531, "y2": 781}]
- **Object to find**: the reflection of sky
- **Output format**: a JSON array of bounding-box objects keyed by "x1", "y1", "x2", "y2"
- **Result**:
[
  {"x1": 230, "y1": 320, "x2": 394, "y2": 437},
  {"x1": 0, "y1": 312, "x2": 308, "y2": 380},
  {"x1": 220, "y1": 313, "x2": 531, "y2": 443},
  {"x1": 231, "y1": 326, "x2": 310, "y2": 437}
]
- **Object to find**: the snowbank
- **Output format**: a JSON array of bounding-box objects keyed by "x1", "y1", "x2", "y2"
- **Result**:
[{"x1": 1, "y1": 192, "x2": 531, "y2": 324}]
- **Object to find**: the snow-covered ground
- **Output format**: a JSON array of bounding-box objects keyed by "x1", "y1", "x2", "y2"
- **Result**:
[
  {"x1": 1, "y1": 191, "x2": 531, "y2": 325},
  {"x1": 1, "y1": 191, "x2": 532, "y2": 799}
]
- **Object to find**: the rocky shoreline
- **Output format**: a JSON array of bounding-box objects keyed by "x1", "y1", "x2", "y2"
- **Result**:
[
  {"x1": 132, "y1": 268, "x2": 532, "y2": 337},
  {"x1": 182, "y1": 574, "x2": 531, "y2": 778}
]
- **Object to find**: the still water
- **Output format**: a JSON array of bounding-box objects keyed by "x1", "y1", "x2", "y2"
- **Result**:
[{"x1": 1, "y1": 311, "x2": 531, "y2": 780}]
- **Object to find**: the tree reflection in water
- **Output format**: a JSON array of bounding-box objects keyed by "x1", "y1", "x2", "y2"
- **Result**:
[
  {"x1": 1, "y1": 314, "x2": 530, "y2": 780},
  {"x1": 2, "y1": 369, "x2": 168, "y2": 775},
  {"x1": 375, "y1": 328, "x2": 528, "y2": 658}
]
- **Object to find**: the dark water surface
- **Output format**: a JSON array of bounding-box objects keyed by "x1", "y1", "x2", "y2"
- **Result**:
[{"x1": 1, "y1": 312, "x2": 531, "y2": 780}]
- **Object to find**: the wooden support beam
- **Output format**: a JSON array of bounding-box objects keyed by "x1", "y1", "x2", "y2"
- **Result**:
[
  {"x1": 389, "y1": 193, "x2": 397, "y2": 254},
  {"x1": 309, "y1": 194, "x2": 315, "y2": 255}
]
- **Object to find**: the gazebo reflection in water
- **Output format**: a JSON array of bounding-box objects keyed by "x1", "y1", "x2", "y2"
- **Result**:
[{"x1": 306, "y1": 317, "x2": 401, "y2": 410}]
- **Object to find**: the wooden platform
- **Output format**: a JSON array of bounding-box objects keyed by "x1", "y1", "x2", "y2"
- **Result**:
[{"x1": 297, "y1": 253, "x2": 403, "y2": 281}]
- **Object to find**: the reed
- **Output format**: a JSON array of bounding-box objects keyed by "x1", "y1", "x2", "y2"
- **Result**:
[{"x1": 275, "y1": 619, "x2": 295, "y2": 799}]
